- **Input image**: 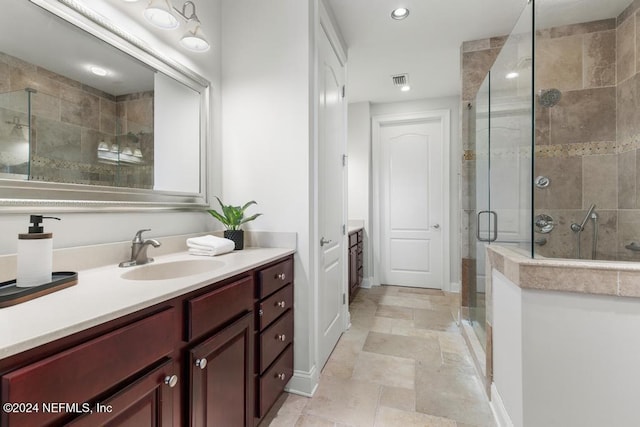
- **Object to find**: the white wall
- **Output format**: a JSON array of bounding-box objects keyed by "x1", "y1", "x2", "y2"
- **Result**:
[
  {"x1": 493, "y1": 269, "x2": 640, "y2": 427},
  {"x1": 221, "y1": 0, "x2": 316, "y2": 394},
  {"x1": 347, "y1": 96, "x2": 461, "y2": 288},
  {"x1": 0, "y1": 1, "x2": 223, "y2": 255},
  {"x1": 347, "y1": 101, "x2": 371, "y2": 280}
]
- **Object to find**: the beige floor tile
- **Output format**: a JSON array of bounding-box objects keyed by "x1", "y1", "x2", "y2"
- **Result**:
[
  {"x1": 413, "y1": 308, "x2": 458, "y2": 332},
  {"x1": 379, "y1": 295, "x2": 434, "y2": 310},
  {"x1": 379, "y1": 386, "x2": 416, "y2": 412},
  {"x1": 352, "y1": 351, "x2": 415, "y2": 389},
  {"x1": 267, "y1": 286, "x2": 496, "y2": 427},
  {"x1": 415, "y1": 364, "x2": 495, "y2": 426},
  {"x1": 369, "y1": 316, "x2": 415, "y2": 334},
  {"x1": 375, "y1": 304, "x2": 414, "y2": 320},
  {"x1": 362, "y1": 331, "x2": 441, "y2": 364},
  {"x1": 295, "y1": 414, "x2": 339, "y2": 426},
  {"x1": 374, "y1": 406, "x2": 457, "y2": 427},
  {"x1": 303, "y1": 376, "x2": 381, "y2": 427},
  {"x1": 397, "y1": 287, "x2": 446, "y2": 296}
]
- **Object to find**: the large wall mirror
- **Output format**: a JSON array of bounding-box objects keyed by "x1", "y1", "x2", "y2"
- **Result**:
[{"x1": 0, "y1": 0, "x2": 210, "y2": 209}]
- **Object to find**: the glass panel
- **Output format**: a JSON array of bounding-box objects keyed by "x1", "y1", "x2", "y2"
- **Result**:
[
  {"x1": 470, "y1": 75, "x2": 490, "y2": 348},
  {"x1": 489, "y1": 2, "x2": 533, "y2": 255},
  {"x1": 466, "y1": 0, "x2": 534, "y2": 351},
  {"x1": 0, "y1": 90, "x2": 30, "y2": 179},
  {"x1": 533, "y1": 0, "x2": 632, "y2": 261}
]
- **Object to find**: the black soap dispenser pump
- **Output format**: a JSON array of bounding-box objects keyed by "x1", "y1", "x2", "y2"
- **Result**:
[{"x1": 16, "y1": 215, "x2": 61, "y2": 288}]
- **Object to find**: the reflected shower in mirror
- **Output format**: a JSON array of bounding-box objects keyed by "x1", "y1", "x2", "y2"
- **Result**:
[{"x1": 0, "y1": 0, "x2": 208, "y2": 207}]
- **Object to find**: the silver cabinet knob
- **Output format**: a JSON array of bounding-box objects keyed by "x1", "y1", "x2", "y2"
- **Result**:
[
  {"x1": 432, "y1": 224, "x2": 440, "y2": 229},
  {"x1": 276, "y1": 334, "x2": 286, "y2": 341},
  {"x1": 195, "y1": 358, "x2": 207, "y2": 370},
  {"x1": 164, "y1": 375, "x2": 178, "y2": 388},
  {"x1": 276, "y1": 373, "x2": 286, "y2": 381},
  {"x1": 276, "y1": 301, "x2": 286, "y2": 308},
  {"x1": 275, "y1": 273, "x2": 286, "y2": 280}
]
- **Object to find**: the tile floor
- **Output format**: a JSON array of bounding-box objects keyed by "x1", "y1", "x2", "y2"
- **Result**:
[{"x1": 264, "y1": 285, "x2": 497, "y2": 427}]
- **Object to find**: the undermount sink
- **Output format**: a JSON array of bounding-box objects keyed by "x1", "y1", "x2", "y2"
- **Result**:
[{"x1": 120, "y1": 259, "x2": 225, "y2": 281}]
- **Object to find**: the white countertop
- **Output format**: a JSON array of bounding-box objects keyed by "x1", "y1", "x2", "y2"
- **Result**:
[{"x1": 0, "y1": 247, "x2": 294, "y2": 360}]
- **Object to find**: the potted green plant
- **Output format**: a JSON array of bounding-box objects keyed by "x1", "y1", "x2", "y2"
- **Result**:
[{"x1": 207, "y1": 197, "x2": 262, "y2": 250}]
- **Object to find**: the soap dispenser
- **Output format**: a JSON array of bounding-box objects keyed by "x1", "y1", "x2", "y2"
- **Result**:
[{"x1": 16, "y1": 215, "x2": 61, "y2": 288}]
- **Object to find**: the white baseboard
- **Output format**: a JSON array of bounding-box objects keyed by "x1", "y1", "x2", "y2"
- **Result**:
[
  {"x1": 285, "y1": 365, "x2": 319, "y2": 397},
  {"x1": 360, "y1": 277, "x2": 373, "y2": 289},
  {"x1": 490, "y1": 383, "x2": 514, "y2": 427},
  {"x1": 448, "y1": 281, "x2": 461, "y2": 293}
]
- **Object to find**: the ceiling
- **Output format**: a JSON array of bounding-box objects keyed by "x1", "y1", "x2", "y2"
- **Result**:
[{"x1": 326, "y1": 0, "x2": 631, "y2": 104}]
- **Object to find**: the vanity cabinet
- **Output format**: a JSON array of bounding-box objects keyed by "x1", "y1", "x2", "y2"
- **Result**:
[
  {"x1": 348, "y1": 229, "x2": 363, "y2": 303},
  {"x1": 254, "y1": 258, "x2": 294, "y2": 424},
  {"x1": 0, "y1": 254, "x2": 294, "y2": 427},
  {"x1": 1, "y1": 308, "x2": 177, "y2": 427}
]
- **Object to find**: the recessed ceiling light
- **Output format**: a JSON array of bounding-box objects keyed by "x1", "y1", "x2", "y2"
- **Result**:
[
  {"x1": 89, "y1": 66, "x2": 108, "y2": 77},
  {"x1": 400, "y1": 85, "x2": 411, "y2": 92},
  {"x1": 506, "y1": 71, "x2": 519, "y2": 79},
  {"x1": 391, "y1": 8, "x2": 410, "y2": 20}
]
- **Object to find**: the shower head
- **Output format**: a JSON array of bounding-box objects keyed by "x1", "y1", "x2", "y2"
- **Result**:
[{"x1": 538, "y1": 88, "x2": 562, "y2": 108}]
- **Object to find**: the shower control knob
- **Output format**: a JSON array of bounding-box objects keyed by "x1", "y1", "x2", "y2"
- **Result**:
[{"x1": 534, "y1": 214, "x2": 555, "y2": 234}]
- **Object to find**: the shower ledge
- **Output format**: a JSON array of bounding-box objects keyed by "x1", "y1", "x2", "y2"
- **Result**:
[{"x1": 486, "y1": 245, "x2": 640, "y2": 298}]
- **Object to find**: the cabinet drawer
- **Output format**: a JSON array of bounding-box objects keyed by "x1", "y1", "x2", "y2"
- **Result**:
[
  {"x1": 259, "y1": 309, "x2": 293, "y2": 373},
  {"x1": 187, "y1": 276, "x2": 253, "y2": 341},
  {"x1": 258, "y1": 344, "x2": 293, "y2": 418},
  {"x1": 258, "y1": 258, "x2": 293, "y2": 298},
  {"x1": 348, "y1": 232, "x2": 358, "y2": 247},
  {"x1": 66, "y1": 359, "x2": 176, "y2": 427},
  {"x1": 259, "y1": 284, "x2": 293, "y2": 331},
  {"x1": 1, "y1": 308, "x2": 175, "y2": 427}
]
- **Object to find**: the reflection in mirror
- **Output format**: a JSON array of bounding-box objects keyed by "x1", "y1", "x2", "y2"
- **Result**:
[{"x1": 0, "y1": 0, "x2": 208, "y2": 207}]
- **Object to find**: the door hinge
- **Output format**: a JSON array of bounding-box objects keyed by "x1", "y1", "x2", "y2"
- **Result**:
[
  {"x1": 342, "y1": 154, "x2": 347, "y2": 166},
  {"x1": 341, "y1": 85, "x2": 346, "y2": 98},
  {"x1": 342, "y1": 224, "x2": 346, "y2": 235},
  {"x1": 343, "y1": 293, "x2": 346, "y2": 304}
]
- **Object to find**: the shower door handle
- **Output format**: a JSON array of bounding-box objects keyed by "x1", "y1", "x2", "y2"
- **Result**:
[{"x1": 476, "y1": 210, "x2": 498, "y2": 242}]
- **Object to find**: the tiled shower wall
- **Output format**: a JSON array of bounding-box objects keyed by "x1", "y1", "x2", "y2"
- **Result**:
[
  {"x1": 534, "y1": 1, "x2": 640, "y2": 261},
  {"x1": 0, "y1": 51, "x2": 153, "y2": 188}
]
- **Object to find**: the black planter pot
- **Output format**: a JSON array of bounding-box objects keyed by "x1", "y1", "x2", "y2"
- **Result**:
[{"x1": 224, "y1": 230, "x2": 244, "y2": 250}]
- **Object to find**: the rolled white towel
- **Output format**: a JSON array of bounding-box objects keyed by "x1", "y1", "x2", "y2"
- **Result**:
[{"x1": 186, "y1": 235, "x2": 235, "y2": 256}]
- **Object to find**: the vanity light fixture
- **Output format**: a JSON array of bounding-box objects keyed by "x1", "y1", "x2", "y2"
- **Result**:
[
  {"x1": 143, "y1": 0, "x2": 210, "y2": 52},
  {"x1": 391, "y1": 7, "x2": 410, "y2": 20}
]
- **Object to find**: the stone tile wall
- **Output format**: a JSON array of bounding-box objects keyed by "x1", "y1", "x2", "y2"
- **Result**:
[
  {"x1": 0, "y1": 51, "x2": 153, "y2": 188},
  {"x1": 534, "y1": 2, "x2": 640, "y2": 262}
]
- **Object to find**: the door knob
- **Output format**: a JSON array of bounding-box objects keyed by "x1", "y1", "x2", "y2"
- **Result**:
[
  {"x1": 164, "y1": 375, "x2": 178, "y2": 388},
  {"x1": 320, "y1": 237, "x2": 332, "y2": 246},
  {"x1": 432, "y1": 224, "x2": 440, "y2": 229}
]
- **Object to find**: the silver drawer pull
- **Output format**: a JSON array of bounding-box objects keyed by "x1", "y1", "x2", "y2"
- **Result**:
[
  {"x1": 195, "y1": 358, "x2": 207, "y2": 370},
  {"x1": 276, "y1": 373, "x2": 286, "y2": 381},
  {"x1": 164, "y1": 375, "x2": 178, "y2": 388},
  {"x1": 276, "y1": 301, "x2": 286, "y2": 308},
  {"x1": 276, "y1": 334, "x2": 286, "y2": 341},
  {"x1": 275, "y1": 273, "x2": 286, "y2": 280}
]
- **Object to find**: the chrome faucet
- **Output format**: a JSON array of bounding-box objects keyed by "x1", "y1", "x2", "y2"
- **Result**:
[{"x1": 119, "y1": 229, "x2": 161, "y2": 268}]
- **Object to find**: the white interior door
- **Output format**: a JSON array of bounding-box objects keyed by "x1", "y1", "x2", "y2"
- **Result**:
[
  {"x1": 379, "y1": 118, "x2": 444, "y2": 289},
  {"x1": 317, "y1": 26, "x2": 346, "y2": 370}
]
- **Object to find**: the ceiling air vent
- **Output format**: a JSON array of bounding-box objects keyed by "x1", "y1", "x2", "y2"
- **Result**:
[{"x1": 391, "y1": 73, "x2": 409, "y2": 87}]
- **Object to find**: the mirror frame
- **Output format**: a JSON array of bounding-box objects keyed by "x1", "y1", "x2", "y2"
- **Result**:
[{"x1": 0, "y1": 0, "x2": 211, "y2": 211}]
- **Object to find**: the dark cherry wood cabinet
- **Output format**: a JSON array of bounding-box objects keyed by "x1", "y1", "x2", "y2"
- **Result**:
[
  {"x1": 254, "y1": 258, "x2": 294, "y2": 424},
  {"x1": 189, "y1": 312, "x2": 253, "y2": 427},
  {"x1": 0, "y1": 254, "x2": 294, "y2": 427},
  {"x1": 348, "y1": 229, "x2": 363, "y2": 303}
]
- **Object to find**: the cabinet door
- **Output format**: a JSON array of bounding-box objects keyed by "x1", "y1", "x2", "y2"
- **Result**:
[
  {"x1": 189, "y1": 312, "x2": 253, "y2": 427},
  {"x1": 349, "y1": 246, "x2": 357, "y2": 302},
  {"x1": 67, "y1": 359, "x2": 176, "y2": 427}
]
